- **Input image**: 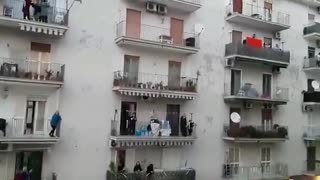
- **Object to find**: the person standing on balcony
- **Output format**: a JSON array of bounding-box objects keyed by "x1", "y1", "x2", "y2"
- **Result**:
[
  {"x1": 22, "y1": 0, "x2": 32, "y2": 20},
  {"x1": 180, "y1": 114, "x2": 187, "y2": 136},
  {"x1": 49, "y1": 111, "x2": 62, "y2": 137},
  {"x1": 316, "y1": 52, "x2": 320, "y2": 67},
  {"x1": 128, "y1": 112, "x2": 137, "y2": 135}
]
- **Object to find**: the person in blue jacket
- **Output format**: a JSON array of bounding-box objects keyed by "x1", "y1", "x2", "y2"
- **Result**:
[{"x1": 49, "y1": 111, "x2": 62, "y2": 137}]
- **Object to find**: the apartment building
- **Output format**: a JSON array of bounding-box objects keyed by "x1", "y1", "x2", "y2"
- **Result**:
[{"x1": 0, "y1": 0, "x2": 320, "y2": 179}]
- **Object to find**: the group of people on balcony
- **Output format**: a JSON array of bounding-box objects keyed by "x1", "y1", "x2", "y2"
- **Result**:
[
  {"x1": 22, "y1": 0, "x2": 50, "y2": 22},
  {"x1": 118, "y1": 161, "x2": 154, "y2": 177}
]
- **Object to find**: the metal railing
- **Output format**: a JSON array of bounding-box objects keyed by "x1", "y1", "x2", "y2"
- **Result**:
[
  {"x1": 225, "y1": 43, "x2": 290, "y2": 64},
  {"x1": 1, "y1": 0, "x2": 68, "y2": 25},
  {"x1": 304, "y1": 22, "x2": 320, "y2": 36},
  {"x1": 107, "y1": 169, "x2": 196, "y2": 180},
  {"x1": 113, "y1": 71, "x2": 197, "y2": 93},
  {"x1": 304, "y1": 57, "x2": 320, "y2": 69},
  {"x1": 116, "y1": 21, "x2": 199, "y2": 49},
  {"x1": 0, "y1": 116, "x2": 53, "y2": 138},
  {"x1": 110, "y1": 118, "x2": 197, "y2": 138},
  {"x1": 224, "y1": 83, "x2": 289, "y2": 102},
  {"x1": 0, "y1": 57, "x2": 65, "y2": 82},
  {"x1": 303, "y1": 91, "x2": 320, "y2": 103},
  {"x1": 303, "y1": 126, "x2": 320, "y2": 139},
  {"x1": 226, "y1": 3, "x2": 290, "y2": 26},
  {"x1": 223, "y1": 124, "x2": 288, "y2": 139},
  {"x1": 304, "y1": 160, "x2": 320, "y2": 173},
  {"x1": 223, "y1": 163, "x2": 288, "y2": 179}
]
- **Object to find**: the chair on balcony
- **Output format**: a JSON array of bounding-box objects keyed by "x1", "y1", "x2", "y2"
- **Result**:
[{"x1": 0, "y1": 118, "x2": 7, "y2": 137}]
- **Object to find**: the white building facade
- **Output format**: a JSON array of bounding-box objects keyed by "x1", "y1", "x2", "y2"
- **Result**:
[{"x1": 0, "y1": 0, "x2": 320, "y2": 179}]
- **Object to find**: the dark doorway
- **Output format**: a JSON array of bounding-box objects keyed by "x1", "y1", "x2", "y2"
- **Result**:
[
  {"x1": 166, "y1": 104, "x2": 180, "y2": 136},
  {"x1": 229, "y1": 108, "x2": 241, "y2": 130},
  {"x1": 120, "y1": 102, "x2": 137, "y2": 135},
  {"x1": 117, "y1": 150, "x2": 126, "y2": 171},
  {"x1": 233, "y1": 0, "x2": 243, "y2": 14},
  {"x1": 262, "y1": 108, "x2": 272, "y2": 131},
  {"x1": 231, "y1": 69, "x2": 241, "y2": 96},
  {"x1": 168, "y1": 61, "x2": 181, "y2": 90},
  {"x1": 15, "y1": 151, "x2": 43, "y2": 180},
  {"x1": 307, "y1": 146, "x2": 316, "y2": 171},
  {"x1": 232, "y1": 30, "x2": 242, "y2": 44}
]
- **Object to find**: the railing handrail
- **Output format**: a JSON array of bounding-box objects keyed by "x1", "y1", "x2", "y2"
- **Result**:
[
  {"x1": 0, "y1": 57, "x2": 64, "y2": 65},
  {"x1": 114, "y1": 70, "x2": 197, "y2": 80}
]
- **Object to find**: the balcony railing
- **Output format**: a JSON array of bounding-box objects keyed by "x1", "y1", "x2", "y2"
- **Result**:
[
  {"x1": 303, "y1": 91, "x2": 320, "y2": 103},
  {"x1": 222, "y1": 163, "x2": 288, "y2": 179},
  {"x1": 223, "y1": 124, "x2": 288, "y2": 139},
  {"x1": 107, "y1": 169, "x2": 196, "y2": 180},
  {"x1": 303, "y1": 126, "x2": 320, "y2": 140},
  {"x1": 110, "y1": 118, "x2": 197, "y2": 138},
  {"x1": 304, "y1": 23, "x2": 320, "y2": 36},
  {"x1": 305, "y1": 160, "x2": 320, "y2": 174},
  {"x1": 0, "y1": 57, "x2": 65, "y2": 84},
  {"x1": 0, "y1": 116, "x2": 55, "y2": 139},
  {"x1": 1, "y1": 0, "x2": 68, "y2": 26},
  {"x1": 226, "y1": 3, "x2": 290, "y2": 26},
  {"x1": 116, "y1": 21, "x2": 199, "y2": 49},
  {"x1": 113, "y1": 71, "x2": 197, "y2": 93},
  {"x1": 224, "y1": 83, "x2": 289, "y2": 103},
  {"x1": 304, "y1": 57, "x2": 320, "y2": 69},
  {"x1": 225, "y1": 43, "x2": 290, "y2": 65}
]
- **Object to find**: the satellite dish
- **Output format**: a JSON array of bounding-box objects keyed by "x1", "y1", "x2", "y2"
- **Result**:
[
  {"x1": 312, "y1": 80, "x2": 320, "y2": 90},
  {"x1": 195, "y1": 23, "x2": 205, "y2": 35},
  {"x1": 230, "y1": 112, "x2": 241, "y2": 123}
]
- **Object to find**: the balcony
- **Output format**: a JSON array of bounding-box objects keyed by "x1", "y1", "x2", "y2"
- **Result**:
[
  {"x1": 225, "y1": 3, "x2": 290, "y2": 32},
  {"x1": 304, "y1": 23, "x2": 320, "y2": 40},
  {"x1": 130, "y1": 0, "x2": 201, "y2": 13},
  {"x1": 0, "y1": 0, "x2": 68, "y2": 36},
  {"x1": 303, "y1": 126, "x2": 320, "y2": 141},
  {"x1": 304, "y1": 160, "x2": 320, "y2": 176},
  {"x1": 0, "y1": 117, "x2": 59, "y2": 150},
  {"x1": 303, "y1": 92, "x2": 320, "y2": 110},
  {"x1": 225, "y1": 43, "x2": 290, "y2": 68},
  {"x1": 223, "y1": 124, "x2": 288, "y2": 143},
  {"x1": 303, "y1": 57, "x2": 320, "y2": 73},
  {"x1": 115, "y1": 21, "x2": 199, "y2": 54},
  {"x1": 224, "y1": 83, "x2": 289, "y2": 105},
  {"x1": 109, "y1": 119, "x2": 196, "y2": 148},
  {"x1": 0, "y1": 57, "x2": 64, "y2": 87},
  {"x1": 222, "y1": 163, "x2": 288, "y2": 180},
  {"x1": 107, "y1": 169, "x2": 196, "y2": 180},
  {"x1": 299, "y1": 0, "x2": 320, "y2": 8},
  {"x1": 113, "y1": 71, "x2": 197, "y2": 100}
]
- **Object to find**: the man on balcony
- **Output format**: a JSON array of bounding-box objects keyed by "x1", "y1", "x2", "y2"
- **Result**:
[{"x1": 49, "y1": 111, "x2": 62, "y2": 137}]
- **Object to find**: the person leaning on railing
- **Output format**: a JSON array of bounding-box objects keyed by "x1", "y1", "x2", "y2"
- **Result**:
[{"x1": 49, "y1": 111, "x2": 62, "y2": 137}]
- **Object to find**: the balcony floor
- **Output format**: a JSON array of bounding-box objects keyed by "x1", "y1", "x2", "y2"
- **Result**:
[
  {"x1": 109, "y1": 135, "x2": 196, "y2": 148},
  {"x1": 304, "y1": 32, "x2": 320, "y2": 41},
  {"x1": 226, "y1": 13, "x2": 290, "y2": 32},
  {"x1": 223, "y1": 136, "x2": 287, "y2": 143},
  {"x1": 0, "y1": 15, "x2": 68, "y2": 36},
  {"x1": 226, "y1": 55, "x2": 289, "y2": 68},
  {"x1": 0, "y1": 76, "x2": 64, "y2": 88},
  {"x1": 115, "y1": 36, "x2": 199, "y2": 55},
  {"x1": 224, "y1": 96, "x2": 288, "y2": 105},
  {"x1": 113, "y1": 86, "x2": 197, "y2": 100},
  {"x1": 134, "y1": 0, "x2": 201, "y2": 12},
  {"x1": 0, "y1": 136, "x2": 59, "y2": 144}
]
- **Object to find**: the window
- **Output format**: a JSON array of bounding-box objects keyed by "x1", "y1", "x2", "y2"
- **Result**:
[
  {"x1": 308, "y1": 47, "x2": 315, "y2": 59},
  {"x1": 261, "y1": 147, "x2": 271, "y2": 172},
  {"x1": 231, "y1": 69, "x2": 242, "y2": 95},
  {"x1": 264, "y1": 37, "x2": 272, "y2": 48},
  {"x1": 262, "y1": 74, "x2": 272, "y2": 98},
  {"x1": 124, "y1": 55, "x2": 139, "y2": 85},
  {"x1": 227, "y1": 147, "x2": 240, "y2": 175}
]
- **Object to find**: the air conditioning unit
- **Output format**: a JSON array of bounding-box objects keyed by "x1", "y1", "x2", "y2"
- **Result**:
[
  {"x1": 0, "y1": 144, "x2": 12, "y2": 152},
  {"x1": 263, "y1": 104, "x2": 273, "y2": 110},
  {"x1": 317, "y1": 40, "x2": 320, "y2": 48},
  {"x1": 223, "y1": 164, "x2": 232, "y2": 178},
  {"x1": 274, "y1": 32, "x2": 281, "y2": 40},
  {"x1": 244, "y1": 102, "x2": 253, "y2": 109},
  {"x1": 272, "y1": 67, "x2": 281, "y2": 74},
  {"x1": 3, "y1": 6, "x2": 13, "y2": 17},
  {"x1": 146, "y1": 2, "x2": 157, "y2": 13},
  {"x1": 157, "y1": 4, "x2": 168, "y2": 15},
  {"x1": 225, "y1": 59, "x2": 235, "y2": 67}
]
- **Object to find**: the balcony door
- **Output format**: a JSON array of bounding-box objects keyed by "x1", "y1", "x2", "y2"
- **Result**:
[
  {"x1": 307, "y1": 146, "x2": 316, "y2": 171},
  {"x1": 25, "y1": 100, "x2": 47, "y2": 135},
  {"x1": 232, "y1": 30, "x2": 242, "y2": 44},
  {"x1": 15, "y1": 151, "x2": 43, "y2": 180},
  {"x1": 124, "y1": 55, "x2": 139, "y2": 87},
  {"x1": 261, "y1": 147, "x2": 271, "y2": 173},
  {"x1": 170, "y1": 18, "x2": 184, "y2": 45},
  {"x1": 168, "y1": 61, "x2": 181, "y2": 90},
  {"x1": 30, "y1": 42, "x2": 51, "y2": 80},
  {"x1": 126, "y1": 9, "x2": 141, "y2": 39},
  {"x1": 231, "y1": 69, "x2": 242, "y2": 96},
  {"x1": 166, "y1": 104, "x2": 180, "y2": 136},
  {"x1": 264, "y1": 2, "x2": 272, "y2": 21},
  {"x1": 262, "y1": 108, "x2": 272, "y2": 131},
  {"x1": 120, "y1": 102, "x2": 136, "y2": 135},
  {"x1": 227, "y1": 147, "x2": 240, "y2": 175},
  {"x1": 262, "y1": 73, "x2": 272, "y2": 98},
  {"x1": 233, "y1": 0, "x2": 243, "y2": 14}
]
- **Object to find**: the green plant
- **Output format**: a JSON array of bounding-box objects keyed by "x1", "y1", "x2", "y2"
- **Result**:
[{"x1": 109, "y1": 161, "x2": 116, "y2": 174}]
